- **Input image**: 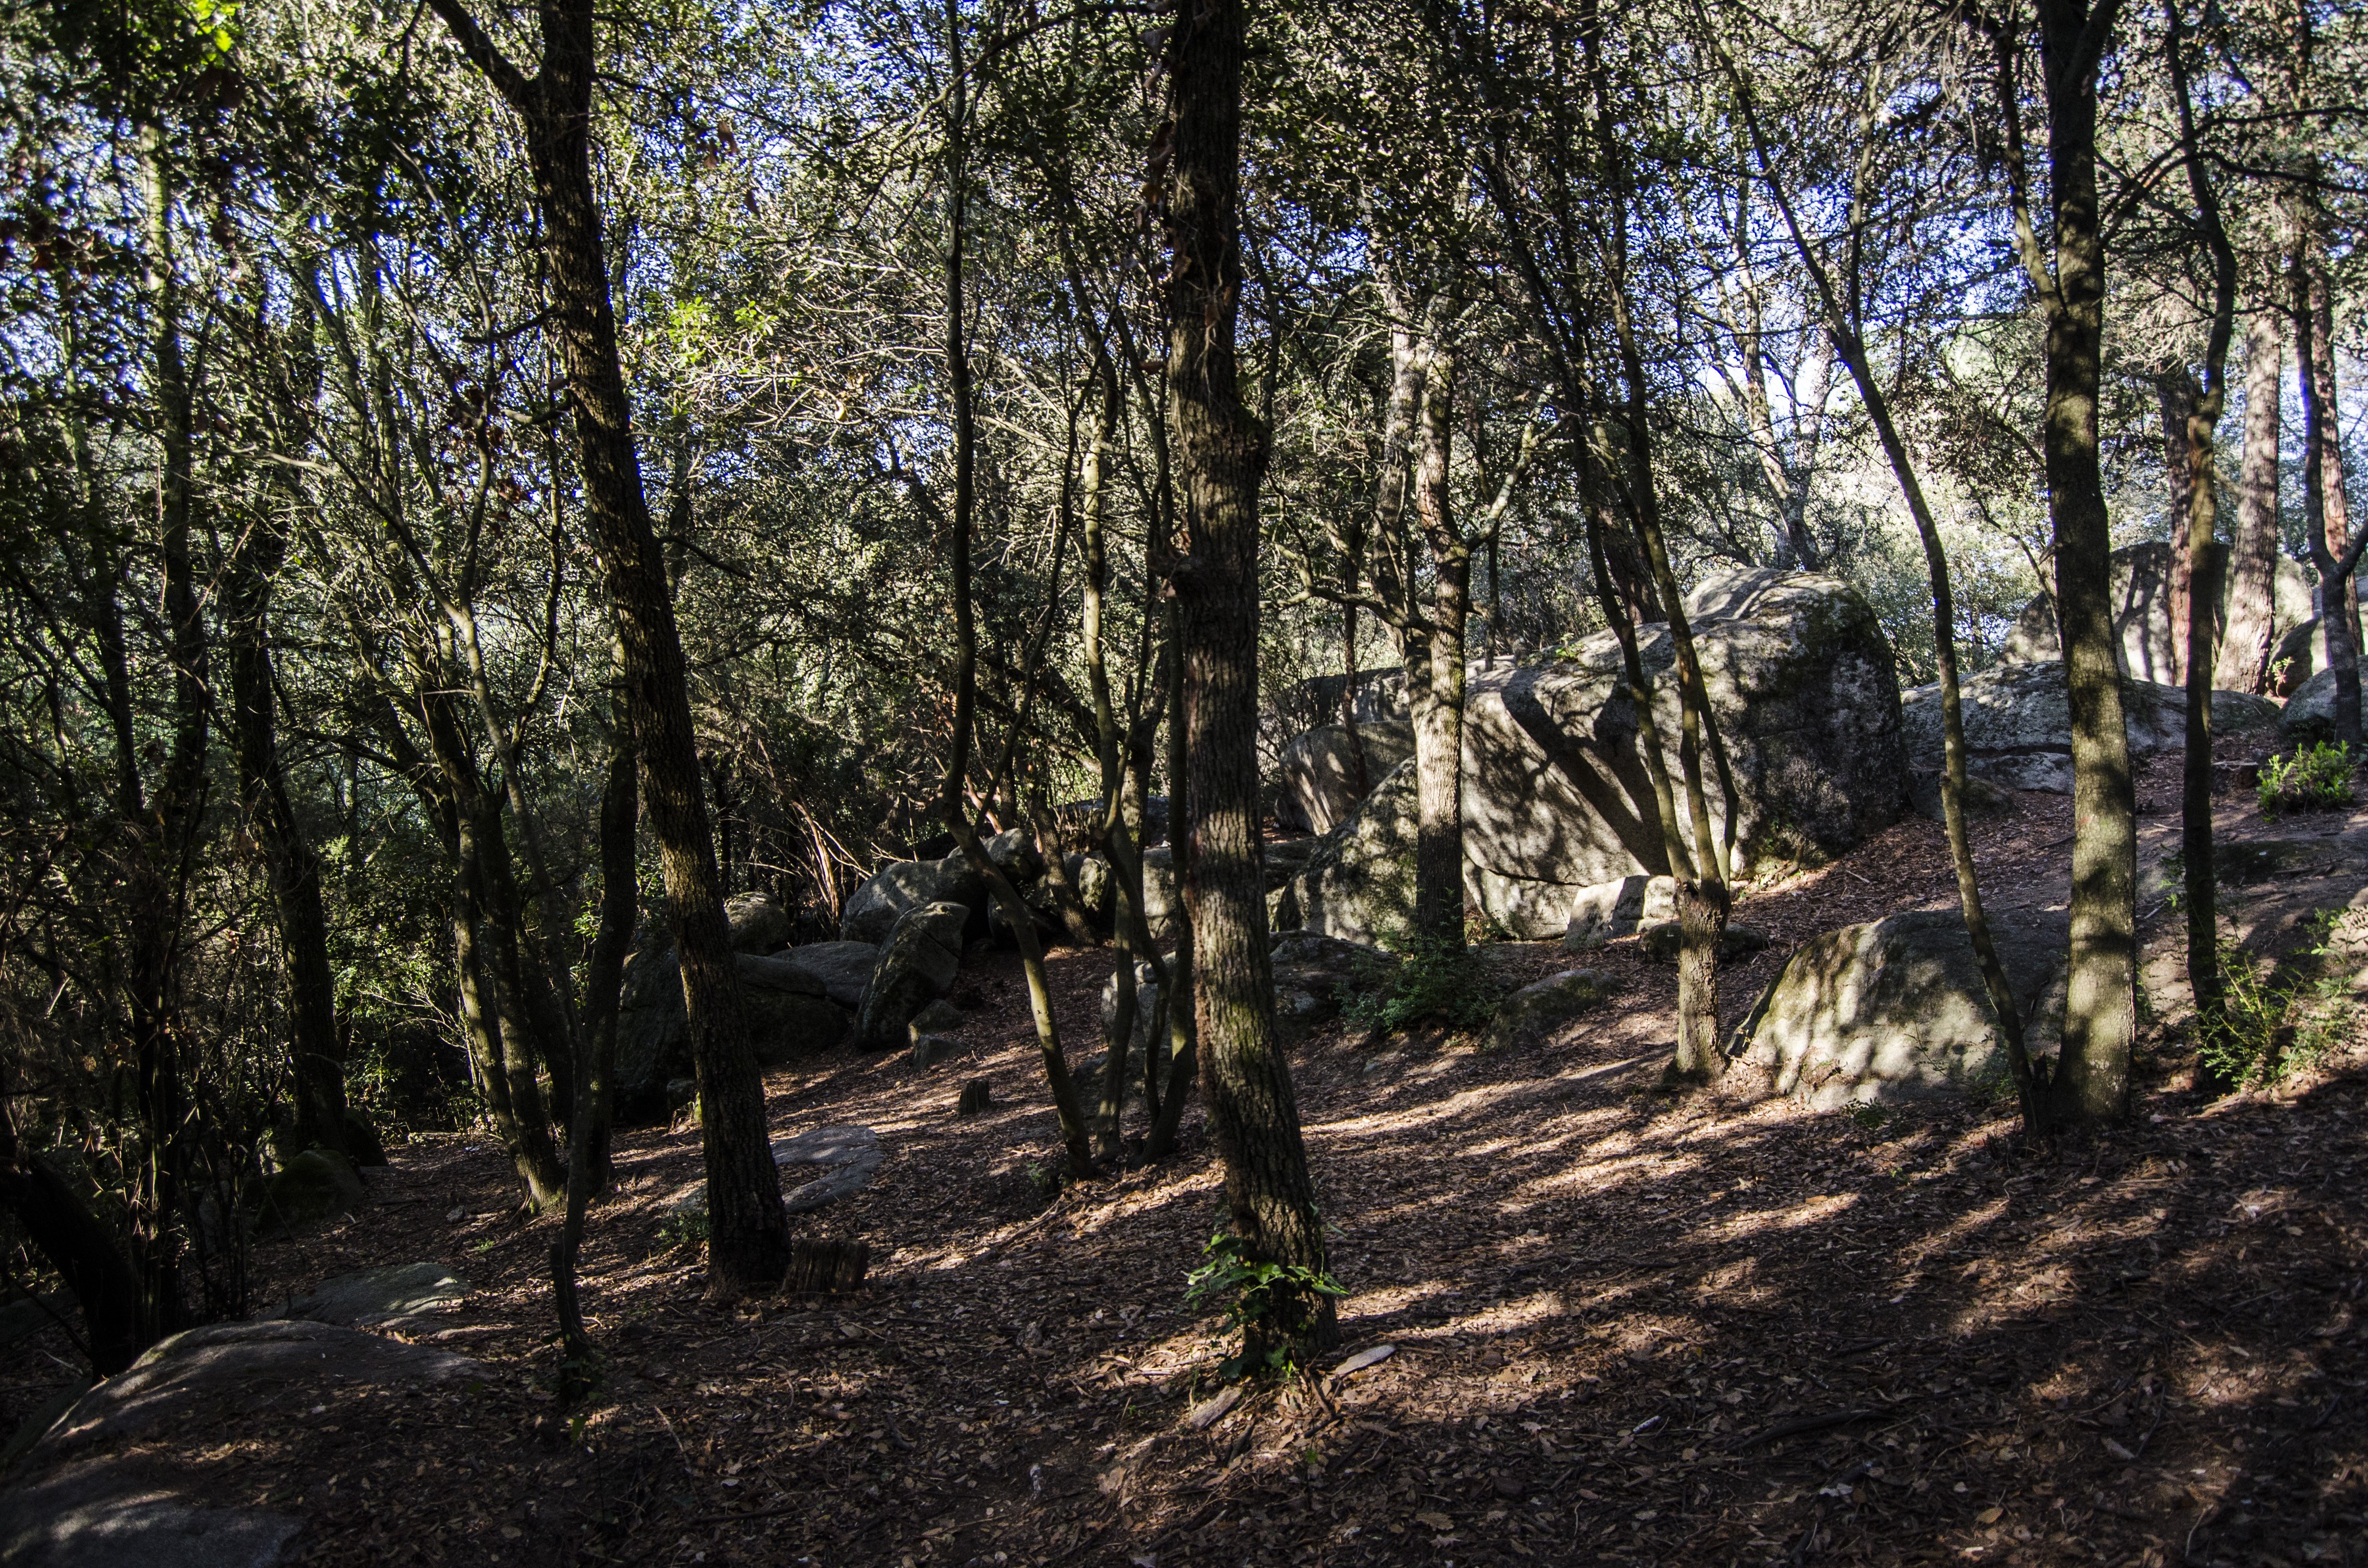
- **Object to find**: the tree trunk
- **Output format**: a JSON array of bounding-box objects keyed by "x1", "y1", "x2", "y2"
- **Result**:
[
  {"x1": 2296, "y1": 229, "x2": 2359, "y2": 746},
  {"x1": 226, "y1": 499, "x2": 348, "y2": 1158},
  {"x1": 1411, "y1": 334, "x2": 1468, "y2": 950},
  {"x1": 2215, "y1": 314, "x2": 2283, "y2": 693},
  {"x1": 0, "y1": 1115, "x2": 146, "y2": 1376},
  {"x1": 1145, "y1": 608, "x2": 1200, "y2": 1162},
  {"x1": 2158, "y1": 371, "x2": 2200, "y2": 684},
  {"x1": 426, "y1": 0, "x2": 789, "y2": 1292},
  {"x1": 2035, "y1": 0, "x2": 2138, "y2": 1127},
  {"x1": 1159, "y1": 0, "x2": 1337, "y2": 1363}
]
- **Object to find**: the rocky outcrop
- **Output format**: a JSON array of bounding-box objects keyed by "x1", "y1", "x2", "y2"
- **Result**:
[
  {"x1": 2001, "y1": 539, "x2": 2313, "y2": 685},
  {"x1": 278, "y1": 1263, "x2": 467, "y2": 1328},
  {"x1": 734, "y1": 954, "x2": 853, "y2": 1059},
  {"x1": 2279, "y1": 667, "x2": 2368, "y2": 748},
  {"x1": 1267, "y1": 758, "x2": 1420, "y2": 946},
  {"x1": 724, "y1": 891, "x2": 792, "y2": 953},
  {"x1": 1901, "y1": 661, "x2": 2281, "y2": 795},
  {"x1": 1277, "y1": 720, "x2": 1416, "y2": 834},
  {"x1": 2, "y1": 1320, "x2": 484, "y2": 1568},
  {"x1": 615, "y1": 942, "x2": 860, "y2": 1113},
  {"x1": 1458, "y1": 572, "x2": 1905, "y2": 941},
  {"x1": 1729, "y1": 909, "x2": 2069, "y2": 1108},
  {"x1": 1270, "y1": 931, "x2": 1394, "y2": 1034},
  {"x1": 853, "y1": 902, "x2": 967, "y2": 1051},
  {"x1": 1486, "y1": 969, "x2": 1615, "y2": 1051},
  {"x1": 773, "y1": 940, "x2": 879, "y2": 1009},
  {"x1": 840, "y1": 855, "x2": 988, "y2": 945}
]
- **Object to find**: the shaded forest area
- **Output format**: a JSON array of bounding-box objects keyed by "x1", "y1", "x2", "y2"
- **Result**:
[{"x1": 2, "y1": 0, "x2": 2366, "y2": 1562}]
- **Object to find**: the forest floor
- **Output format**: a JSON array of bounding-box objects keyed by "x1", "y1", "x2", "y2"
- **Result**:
[{"x1": 8, "y1": 759, "x2": 2368, "y2": 1568}]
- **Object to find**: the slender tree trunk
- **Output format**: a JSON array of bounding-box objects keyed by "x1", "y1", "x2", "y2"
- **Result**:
[
  {"x1": 2215, "y1": 314, "x2": 2283, "y2": 693},
  {"x1": 2159, "y1": 372, "x2": 2200, "y2": 683},
  {"x1": 2034, "y1": 0, "x2": 2138, "y2": 1126},
  {"x1": 426, "y1": 0, "x2": 788, "y2": 1292},
  {"x1": 1411, "y1": 333, "x2": 1468, "y2": 950},
  {"x1": 2296, "y1": 230, "x2": 2359, "y2": 746},
  {"x1": 1159, "y1": 0, "x2": 1336, "y2": 1361},
  {"x1": 1146, "y1": 607, "x2": 1199, "y2": 1162},
  {"x1": 937, "y1": 0, "x2": 1094, "y2": 1175}
]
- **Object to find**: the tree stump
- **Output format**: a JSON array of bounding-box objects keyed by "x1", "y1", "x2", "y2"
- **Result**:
[
  {"x1": 955, "y1": 1079, "x2": 992, "y2": 1116},
  {"x1": 782, "y1": 1238, "x2": 869, "y2": 1295}
]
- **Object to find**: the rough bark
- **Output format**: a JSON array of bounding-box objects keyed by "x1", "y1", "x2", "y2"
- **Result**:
[
  {"x1": 2014, "y1": 0, "x2": 2138, "y2": 1126},
  {"x1": 2215, "y1": 314, "x2": 2283, "y2": 693},
  {"x1": 2295, "y1": 228, "x2": 2360, "y2": 747},
  {"x1": 1410, "y1": 334, "x2": 1468, "y2": 950},
  {"x1": 1159, "y1": 0, "x2": 1337, "y2": 1362},
  {"x1": 425, "y1": 0, "x2": 787, "y2": 1291}
]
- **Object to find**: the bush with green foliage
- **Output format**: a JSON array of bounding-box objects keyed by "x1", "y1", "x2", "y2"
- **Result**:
[
  {"x1": 2259, "y1": 743, "x2": 2357, "y2": 814},
  {"x1": 2201, "y1": 912, "x2": 2357, "y2": 1090},
  {"x1": 1340, "y1": 936, "x2": 1505, "y2": 1036},
  {"x1": 1184, "y1": 1228, "x2": 1346, "y2": 1381}
]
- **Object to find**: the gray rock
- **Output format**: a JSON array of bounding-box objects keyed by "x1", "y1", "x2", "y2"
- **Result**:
[
  {"x1": 1459, "y1": 570, "x2": 1907, "y2": 936},
  {"x1": 2269, "y1": 616, "x2": 2332, "y2": 696},
  {"x1": 1268, "y1": 758, "x2": 1420, "y2": 946},
  {"x1": 1141, "y1": 847, "x2": 1184, "y2": 948},
  {"x1": 280, "y1": 1263, "x2": 466, "y2": 1327},
  {"x1": 1097, "y1": 959, "x2": 1165, "y2": 1063},
  {"x1": 909, "y1": 1034, "x2": 962, "y2": 1069},
  {"x1": 1562, "y1": 875, "x2": 1650, "y2": 950},
  {"x1": 1902, "y1": 661, "x2": 2282, "y2": 794},
  {"x1": 251, "y1": 1149, "x2": 363, "y2": 1236},
  {"x1": 774, "y1": 940, "x2": 879, "y2": 1009},
  {"x1": 1, "y1": 1455, "x2": 302, "y2": 1568},
  {"x1": 1729, "y1": 909, "x2": 2069, "y2": 1109},
  {"x1": 2001, "y1": 540, "x2": 2313, "y2": 683},
  {"x1": 2279, "y1": 667, "x2": 2368, "y2": 749},
  {"x1": 667, "y1": 1125, "x2": 884, "y2": 1219},
  {"x1": 1277, "y1": 719, "x2": 1416, "y2": 834},
  {"x1": 725, "y1": 891, "x2": 792, "y2": 954},
  {"x1": 987, "y1": 888, "x2": 1060, "y2": 945},
  {"x1": 853, "y1": 902, "x2": 967, "y2": 1051},
  {"x1": 617, "y1": 941, "x2": 860, "y2": 1110},
  {"x1": 1486, "y1": 968, "x2": 1616, "y2": 1050},
  {"x1": 982, "y1": 827, "x2": 1045, "y2": 882},
  {"x1": 41, "y1": 1320, "x2": 482, "y2": 1453},
  {"x1": 840, "y1": 856, "x2": 988, "y2": 946},
  {"x1": 1066, "y1": 853, "x2": 1115, "y2": 931},
  {"x1": 910, "y1": 998, "x2": 965, "y2": 1036}
]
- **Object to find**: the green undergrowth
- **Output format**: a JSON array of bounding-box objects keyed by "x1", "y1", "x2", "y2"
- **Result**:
[
  {"x1": 2260, "y1": 742, "x2": 2357, "y2": 814},
  {"x1": 1340, "y1": 934, "x2": 1505, "y2": 1036}
]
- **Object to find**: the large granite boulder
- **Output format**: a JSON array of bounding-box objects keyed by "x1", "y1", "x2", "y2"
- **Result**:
[
  {"x1": 1268, "y1": 758, "x2": 1420, "y2": 946},
  {"x1": 2, "y1": 1320, "x2": 482, "y2": 1568},
  {"x1": 853, "y1": 902, "x2": 967, "y2": 1051},
  {"x1": 724, "y1": 891, "x2": 792, "y2": 953},
  {"x1": 2001, "y1": 539, "x2": 2313, "y2": 683},
  {"x1": 840, "y1": 856, "x2": 988, "y2": 945},
  {"x1": 1277, "y1": 719, "x2": 1416, "y2": 834},
  {"x1": 2269, "y1": 616, "x2": 2334, "y2": 697},
  {"x1": 734, "y1": 954, "x2": 853, "y2": 1061},
  {"x1": 1459, "y1": 569, "x2": 1907, "y2": 938},
  {"x1": 774, "y1": 940, "x2": 879, "y2": 1009},
  {"x1": 278, "y1": 1263, "x2": 467, "y2": 1328},
  {"x1": 2279, "y1": 666, "x2": 2368, "y2": 748},
  {"x1": 1486, "y1": 968, "x2": 1615, "y2": 1051},
  {"x1": 1729, "y1": 909, "x2": 2069, "y2": 1108},
  {"x1": 1901, "y1": 660, "x2": 2281, "y2": 795}
]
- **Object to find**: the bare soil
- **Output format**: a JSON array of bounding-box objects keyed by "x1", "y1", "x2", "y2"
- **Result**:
[{"x1": 7, "y1": 767, "x2": 2367, "y2": 1567}]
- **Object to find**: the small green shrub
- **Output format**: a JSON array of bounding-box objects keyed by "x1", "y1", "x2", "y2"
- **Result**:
[
  {"x1": 2201, "y1": 912, "x2": 2356, "y2": 1089},
  {"x1": 1184, "y1": 1227, "x2": 1346, "y2": 1381},
  {"x1": 1341, "y1": 935, "x2": 1504, "y2": 1035},
  {"x1": 655, "y1": 1208, "x2": 711, "y2": 1251},
  {"x1": 2259, "y1": 743, "x2": 2357, "y2": 814}
]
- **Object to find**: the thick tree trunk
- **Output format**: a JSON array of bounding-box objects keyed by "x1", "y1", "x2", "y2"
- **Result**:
[
  {"x1": 2215, "y1": 314, "x2": 2283, "y2": 693},
  {"x1": 426, "y1": 0, "x2": 789, "y2": 1291},
  {"x1": 2037, "y1": 0, "x2": 2138, "y2": 1127},
  {"x1": 1411, "y1": 336, "x2": 1468, "y2": 950},
  {"x1": 1159, "y1": 0, "x2": 1337, "y2": 1363}
]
